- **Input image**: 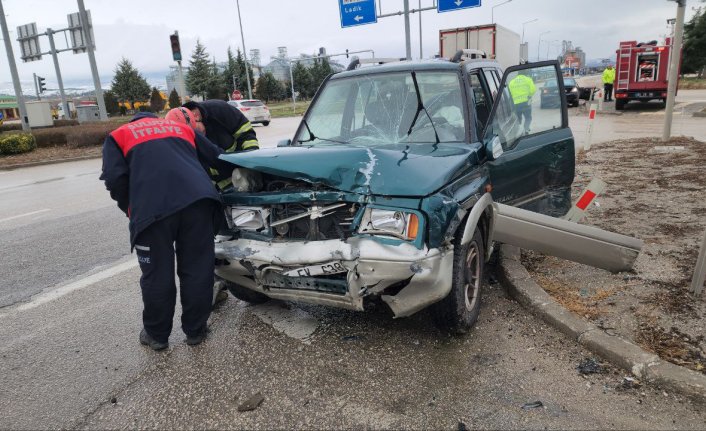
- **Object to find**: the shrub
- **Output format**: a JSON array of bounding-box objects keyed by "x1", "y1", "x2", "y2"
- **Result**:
[
  {"x1": 0, "y1": 123, "x2": 23, "y2": 132},
  {"x1": 33, "y1": 128, "x2": 68, "y2": 148},
  {"x1": 0, "y1": 132, "x2": 36, "y2": 155},
  {"x1": 65, "y1": 123, "x2": 117, "y2": 148},
  {"x1": 53, "y1": 119, "x2": 79, "y2": 127}
]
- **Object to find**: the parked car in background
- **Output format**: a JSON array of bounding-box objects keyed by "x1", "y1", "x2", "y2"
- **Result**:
[
  {"x1": 213, "y1": 58, "x2": 575, "y2": 334},
  {"x1": 228, "y1": 99, "x2": 271, "y2": 126},
  {"x1": 541, "y1": 76, "x2": 588, "y2": 108}
]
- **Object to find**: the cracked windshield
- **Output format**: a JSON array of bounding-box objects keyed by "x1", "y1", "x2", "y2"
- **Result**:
[{"x1": 302, "y1": 71, "x2": 465, "y2": 145}]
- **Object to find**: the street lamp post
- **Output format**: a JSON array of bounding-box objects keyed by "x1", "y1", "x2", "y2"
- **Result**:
[
  {"x1": 521, "y1": 18, "x2": 538, "y2": 44},
  {"x1": 235, "y1": 0, "x2": 253, "y2": 99},
  {"x1": 662, "y1": 0, "x2": 686, "y2": 142},
  {"x1": 537, "y1": 31, "x2": 550, "y2": 62},
  {"x1": 491, "y1": 0, "x2": 513, "y2": 25}
]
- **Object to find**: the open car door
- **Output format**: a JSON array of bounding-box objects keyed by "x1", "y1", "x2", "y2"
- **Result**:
[
  {"x1": 482, "y1": 61, "x2": 575, "y2": 218},
  {"x1": 479, "y1": 61, "x2": 643, "y2": 272}
]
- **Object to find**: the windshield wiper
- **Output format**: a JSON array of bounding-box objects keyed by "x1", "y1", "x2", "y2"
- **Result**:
[
  {"x1": 298, "y1": 118, "x2": 349, "y2": 145},
  {"x1": 406, "y1": 71, "x2": 440, "y2": 144}
]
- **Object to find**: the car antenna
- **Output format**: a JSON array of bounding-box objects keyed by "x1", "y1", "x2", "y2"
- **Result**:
[{"x1": 407, "y1": 71, "x2": 440, "y2": 144}]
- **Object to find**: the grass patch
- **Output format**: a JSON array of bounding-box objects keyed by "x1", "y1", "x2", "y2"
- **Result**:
[
  {"x1": 678, "y1": 77, "x2": 706, "y2": 90},
  {"x1": 266, "y1": 100, "x2": 311, "y2": 118}
]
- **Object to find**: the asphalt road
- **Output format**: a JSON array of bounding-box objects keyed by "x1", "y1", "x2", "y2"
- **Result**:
[{"x1": 2, "y1": 110, "x2": 706, "y2": 429}]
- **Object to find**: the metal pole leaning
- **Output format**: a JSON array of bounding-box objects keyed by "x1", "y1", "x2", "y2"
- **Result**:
[
  {"x1": 47, "y1": 28, "x2": 70, "y2": 120},
  {"x1": 691, "y1": 231, "x2": 706, "y2": 296},
  {"x1": 0, "y1": 0, "x2": 30, "y2": 131},
  {"x1": 77, "y1": 0, "x2": 107, "y2": 120}
]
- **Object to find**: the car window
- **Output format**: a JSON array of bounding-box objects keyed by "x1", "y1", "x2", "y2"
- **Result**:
[
  {"x1": 563, "y1": 78, "x2": 576, "y2": 86},
  {"x1": 483, "y1": 69, "x2": 499, "y2": 101},
  {"x1": 468, "y1": 72, "x2": 492, "y2": 133},
  {"x1": 485, "y1": 64, "x2": 563, "y2": 151},
  {"x1": 241, "y1": 101, "x2": 264, "y2": 107},
  {"x1": 301, "y1": 71, "x2": 467, "y2": 145}
]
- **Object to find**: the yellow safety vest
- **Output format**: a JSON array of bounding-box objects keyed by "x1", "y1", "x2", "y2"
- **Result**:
[{"x1": 508, "y1": 75, "x2": 537, "y2": 105}]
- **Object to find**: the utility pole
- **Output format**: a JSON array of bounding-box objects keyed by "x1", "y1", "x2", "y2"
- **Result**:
[
  {"x1": 0, "y1": 0, "x2": 30, "y2": 131},
  {"x1": 418, "y1": 0, "x2": 423, "y2": 59},
  {"x1": 235, "y1": 0, "x2": 253, "y2": 99},
  {"x1": 403, "y1": 0, "x2": 412, "y2": 60},
  {"x1": 662, "y1": 0, "x2": 686, "y2": 142},
  {"x1": 33, "y1": 73, "x2": 40, "y2": 100},
  {"x1": 77, "y1": 0, "x2": 107, "y2": 120},
  {"x1": 46, "y1": 28, "x2": 70, "y2": 120}
]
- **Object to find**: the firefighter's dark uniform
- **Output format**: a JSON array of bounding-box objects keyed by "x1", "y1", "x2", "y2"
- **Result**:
[
  {"x1": 183, "y1": 100, "x2": 259, "y2": 190},
  {"x1": 100, "y1": 113, "x2": 226, "y2": 344}
]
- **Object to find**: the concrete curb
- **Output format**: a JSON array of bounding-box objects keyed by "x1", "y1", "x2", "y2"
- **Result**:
[
  {"x1": 498, "y1": 244, "x2": 706, "y2": 403},
  {"x1": 0, "y1": 154, "x2": 101, "y2": 171}
]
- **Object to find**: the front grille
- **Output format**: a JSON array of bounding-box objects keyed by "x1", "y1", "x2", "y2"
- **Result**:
[{"x1": 270, "y1": 202, "x2": 359, "y2": 241}]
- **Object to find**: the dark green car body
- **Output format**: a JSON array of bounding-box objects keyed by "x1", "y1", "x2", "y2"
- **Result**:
[{"x1": 215, "y1": 59, "x2": 574, "y2": 319}]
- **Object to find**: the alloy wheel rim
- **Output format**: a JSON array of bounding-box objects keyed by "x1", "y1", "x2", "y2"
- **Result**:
[{"x1": 464, "y1": 241, "x2": 481, "y2": 311}]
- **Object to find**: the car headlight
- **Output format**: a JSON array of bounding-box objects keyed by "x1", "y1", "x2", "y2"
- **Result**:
[
  {"x1": 358, "y1": 208, "x2": 420, "y2": 240},
  {"x1": 230, "y1": 206, "x2": 269, "y2": 231},
  {"x1": 231, "y1": 168, "x2": 263, "y2": 192}
]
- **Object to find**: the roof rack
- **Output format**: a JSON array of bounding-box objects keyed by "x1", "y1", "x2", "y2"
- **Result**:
[
  {"x1": 346, "y1": 57, "x2": 407, "y2": 71},
  {"x1": 451, "y1": 49, "x2": 488, "y2": 63}
]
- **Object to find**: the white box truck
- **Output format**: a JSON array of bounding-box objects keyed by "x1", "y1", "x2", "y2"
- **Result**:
[{"x1": 439, "y1": 24, "x2": 521, "y2": 70}]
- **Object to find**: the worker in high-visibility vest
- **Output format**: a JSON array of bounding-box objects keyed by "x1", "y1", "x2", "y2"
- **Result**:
[
  {"x1": 508, "y1": 71, "x2": 537, "y2": 133},
  {"x1": 602, "y1": 65, "x2": 615, "y2": 102}
]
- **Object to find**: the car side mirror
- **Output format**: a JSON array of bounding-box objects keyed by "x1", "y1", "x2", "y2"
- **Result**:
[
  {"x1": 277, "y1": 139, "x2": 291, "y2": 147},
  {"x1": 485, "y1": 135, "x2": 503, "y2": 161}
]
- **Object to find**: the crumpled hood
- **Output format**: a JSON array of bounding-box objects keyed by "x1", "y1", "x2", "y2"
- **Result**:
[{"x1": 220, "y1": 143, "x2": 481, "y2": 197}]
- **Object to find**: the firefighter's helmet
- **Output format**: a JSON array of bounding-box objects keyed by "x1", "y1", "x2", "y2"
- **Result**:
[{"x1": 165, "y1": 107, "x2": 196, "y2": 128}]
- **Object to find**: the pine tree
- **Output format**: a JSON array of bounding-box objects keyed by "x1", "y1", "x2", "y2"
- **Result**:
[
  {"x1": 683, "y1": 2, "x2": 706, "y2": 77},
  {"x1": 103, "y1": 90, "x2": 120, "y2": 116},
  {"x1": 255, "y1": 72, "x2": 284, "y2": 103},
  {"x1": 222, "y1": 47, "x2": 239, "y2": 97},
  {"x1": 168, "y1": 88, "x2": 181, "y2": 109},
  {"x1": 206, "y1": 58, "x2": 227, "y2": 100},
  {"x1": 186, "y1": 40, "x2": 211, "y2": 99},
  {"x1": 291, "y1": 61, "x2": 314, "y2": 99},
  {"x1": 149, "y1": 87, "x2": 166, "y2": 112},
  {"x1": 235, "y1": 49, "x2": 255, "y2": 98},
  {"x1": 110, "y1": 58, "x2": 151, "y2": 110}
]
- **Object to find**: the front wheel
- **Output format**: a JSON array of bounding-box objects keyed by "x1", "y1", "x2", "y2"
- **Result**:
[
  {"x1": 222, "y1": 278, "x2": 270, "y2": 304},
  {"x1": 262, "y1": 121, "x2": 270, "y2": 126},
  {"x1": 431, "y1": 225, "x2": 484, "y2": 334}
]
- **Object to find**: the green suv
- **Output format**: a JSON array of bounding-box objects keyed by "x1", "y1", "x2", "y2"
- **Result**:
[{"x1": 214, "y1": 58, "x2": 574, "y2": 333}]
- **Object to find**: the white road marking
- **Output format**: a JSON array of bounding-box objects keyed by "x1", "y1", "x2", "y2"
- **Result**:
[
  {"x1": 250, "y1": 302, "x2": 320, "y2": 344},
  {"x1": 0, "y1": 208, "x2": 51, "y2": 224},
  {"x1": 6, "y1": 260, "x2": 138, "y2": 314}
]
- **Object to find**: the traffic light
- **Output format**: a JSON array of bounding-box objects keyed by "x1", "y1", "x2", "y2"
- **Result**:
[
  {"x1": 37, "y1": 76, "x2": 46, "y2": 93},
  {"x1": 169, "y1": 33, "x2": 182, "y2": 62}
]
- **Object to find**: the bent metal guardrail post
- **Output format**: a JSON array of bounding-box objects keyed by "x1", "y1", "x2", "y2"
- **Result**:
[{"x1": 691, "y1": 230, "x2": 706, "y2": 296}]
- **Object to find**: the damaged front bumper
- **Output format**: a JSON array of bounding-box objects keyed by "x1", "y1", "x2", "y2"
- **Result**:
[{"x1": 215, "y1": 237, "x2": 453, "y2": 318}]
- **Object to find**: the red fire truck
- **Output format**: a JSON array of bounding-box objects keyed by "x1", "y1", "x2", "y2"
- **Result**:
[{"x1": 613, "y1": 39, "x2": 679, "y2": 110}]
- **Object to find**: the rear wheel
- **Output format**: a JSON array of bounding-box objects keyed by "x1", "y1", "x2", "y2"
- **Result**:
[
  {"x1": 432, "y1": 224, "x2": 484, "y2": 334},
  {"x1": 615, "y1": 100, "x2": 626, "y2": 111},
  {"x1": 263, "y1": 121, "x2": 270, "y2": 126}
]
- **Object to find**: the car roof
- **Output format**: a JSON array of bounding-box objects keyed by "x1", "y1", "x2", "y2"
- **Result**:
[{"x1": 333, "y1": 58, "x2": 501, "y2": 79}]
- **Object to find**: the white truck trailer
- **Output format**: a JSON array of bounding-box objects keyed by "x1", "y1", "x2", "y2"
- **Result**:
[{"x1": 439, "y1": 24, "x2": 521, "y2": 70}]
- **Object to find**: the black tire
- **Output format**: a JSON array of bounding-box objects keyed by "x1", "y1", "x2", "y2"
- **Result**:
[
  {"x1": 262, "y1": 121, "x2": 270, "y2": 126},
  {"x1": 224, "y1": 279, "x2": 269, "y2": 304},
  {"x1": 615, "y1": 100, "x2": 626, "y2": 111},
  {"x1": 431, "y1": 224, "x2": 484, "y2": 334}
]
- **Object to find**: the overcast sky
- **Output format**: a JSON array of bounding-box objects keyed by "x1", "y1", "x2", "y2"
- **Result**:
[{"x1": 0, "y1": 0, "x2": 699, "y2": 92}]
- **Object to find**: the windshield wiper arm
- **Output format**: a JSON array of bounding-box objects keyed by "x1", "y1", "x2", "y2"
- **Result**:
[
  {"x1": 298, "y1": 118, "x2": 348, "y2": 145},
  {"x1": 406, "y1": 71, "x2": 440, "y2": 144}
]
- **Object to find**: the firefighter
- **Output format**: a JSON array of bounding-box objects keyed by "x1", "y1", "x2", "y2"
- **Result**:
[
  {"x1": 602, "y1": 65, "x2": 615, "y2": 102},
  {"x1": 508, "y1": 71, "x2": 537, "y2": 133},
  {"x1": 178, "y1": 100, "x2": 259, "y2": 190},
  {"x1": 100, "y1": 111, "x2": 228, "y2": 351}
]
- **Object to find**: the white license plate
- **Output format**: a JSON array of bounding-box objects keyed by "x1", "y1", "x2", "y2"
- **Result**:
[
  {"x1": 282, "y1": 261, "x2": 346, "y2": 277},
  {"x1": 637, "y1": 92, "x2": 653, "y2": 97},
  {"x1": 255, "y1": 116, "x2": 265, "y2": 121}
]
